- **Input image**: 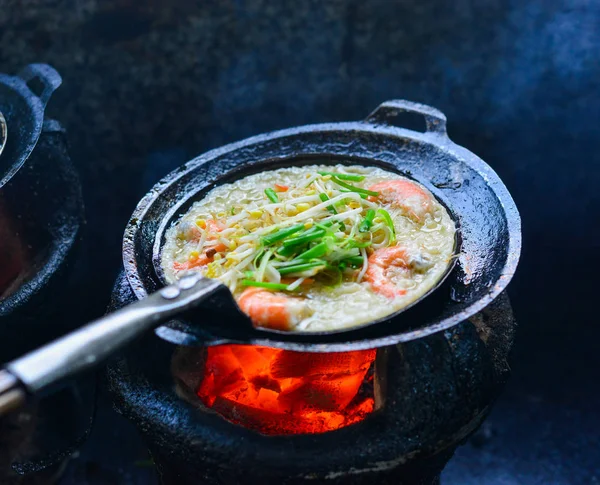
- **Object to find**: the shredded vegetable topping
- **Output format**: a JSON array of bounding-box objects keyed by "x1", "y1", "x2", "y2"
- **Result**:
[{"x1": 167, "y1": 169, "x2": 402, "y2": 293}]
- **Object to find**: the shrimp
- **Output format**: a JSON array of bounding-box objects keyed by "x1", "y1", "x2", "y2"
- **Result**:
[
  {"x1": 173, "y1": 252, "x2": 214, "y2": 271},
  {"x1": 173, "y1": 219, "x2": 226, "y2": 271},
  {"x1": 237, "y1": 287, "x2": 312, "y2": 331},
  {"x1": 364, "y1": 246, "x2": 411, "y2": 299},
  {"x1": 368, "y1": 179, "x2": 434, "y2": 223},
  {"x1": 206, "y1": 219, "x2": 224, "y2": 231}
]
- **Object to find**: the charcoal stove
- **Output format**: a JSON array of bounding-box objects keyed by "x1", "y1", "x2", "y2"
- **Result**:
[
  {"x1": 107, "y1": 100, "x2": 520, "y2": 484},
  {"x1": 108, "y1": 276, "x2": 515, "y2": 485}
]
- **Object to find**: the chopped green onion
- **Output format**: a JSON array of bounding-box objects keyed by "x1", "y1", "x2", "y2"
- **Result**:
[
  {"x1": 331, "y1": 177, "x2": 379, "y2": 197},
  {"x1": 346, "y1": 239, "x2": 372, "y2": 249},
  {"x1": 276, "y1": 244, "x2": 303, "y2": 257},
  {"x1": 315, "y1": 222, "x2": 335, "y2": 232},
  {"x1": 359, "y1": 209, "x2": 376, "y2": 232},
  {"x1": 278, "y1": 261, "x2": 326, "y2": 275},
  {"x1": 324, "y1": 219, "x2": 345, "y2": 232},
  {"x1": 339, "y1": 188, "x2": 368, "y2": 199},
  {"x1": 282, "y1": 228, "x2": 325, "y2": 247},
  {"x1": 244, "y1": 270, "x2": 254, "y2": 278},
  {"x1": 328, "y1": 247, "x2": 360, "y2": 262},
  {"x1": 265, "y1": 188, "x2": 279, "y2": 203},
  {"x1": 241, "y1": 280, "x2": 290, "y2": 291},
  {"x1": 318, "y1": 171, "x2": 365, "y2": 182},
  {"x1": 342, "y1": 256, "x2": 364, "y2": 267},
  {"x1": 262, "y1": 223, "x2": 305, "y2": 245},
  {"x1": 297, "y1": 240, "x2": 331, "y2": 260},
  {"x1": 321, "y1": 221, "x2": 336, "y2": 228},
  {"x1": 377, "y1": 208, "x2": 396, "y2": 243},
  {"x1": 253, "y1": 249, "x2": 265, "y2": 267},
  {"x1": 339, "y1": 261, "x2": 347, "y2": 271},
  {"x1": 280, "y1": 221, "x2": 333, "y2": 249},
  {"x1": 319, "y1": 193, "x2": 337, "y2": 214}
]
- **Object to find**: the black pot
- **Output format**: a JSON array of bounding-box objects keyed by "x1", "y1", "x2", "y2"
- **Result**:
[
  {"x1": 122, "y1": 99, "x2": 521, "y2": 351},
  {"x1": 0, "y1": 65, "x2": 85, "y2": 355},
  {"x1": 0, "y1": 66, "x2": 90, "y2": 483}
]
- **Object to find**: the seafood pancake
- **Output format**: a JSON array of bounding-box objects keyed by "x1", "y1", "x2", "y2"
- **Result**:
[{"x1": 161, "y1": 164, "x2": 456, "y2": 332}]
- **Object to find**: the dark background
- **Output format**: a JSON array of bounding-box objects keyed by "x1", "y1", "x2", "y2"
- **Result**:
[{"x1": 1, "y1": 0, "x2": 599, "y2": 483}]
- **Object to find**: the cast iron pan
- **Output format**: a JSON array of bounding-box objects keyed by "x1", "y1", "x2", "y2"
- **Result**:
[{"x1": 124, "y1": 99, "x2": 521, "y2": 351}]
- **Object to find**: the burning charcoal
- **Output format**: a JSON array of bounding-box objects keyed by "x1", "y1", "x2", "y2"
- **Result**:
[
  {"x1": 278, "y1": 371, "x2": 367, "y2": 412},
  {"x1": 197, "y1": 368, "x2": 248, "y2": 407},
  {"x1": 196, "y1": 345, "x2": 379, "y2": 435},
  {"x1": 203, "y1": 347, "x2": 242, "y2": 380},
  {"x1": 343, "y1": 395, "x2": 375, "y2": 424},
  {"x1": 253, "y1": 388, "x2": 281, "y2": 413},
  {"x1": 270, "y1": 349, "x2": 376, "y2": 378},
  {"x1": 248, "y1": 374, "x2": 281, "y2": 394},
  {"x1": 212, "y1": 396, "x2": 321, "y2": 435},
  {"x1": 229, "y1": 345, "x2": 274, "y2": 372},
  {"x1": 198, "y1": 347, "x2": 247, "y2": 401}
]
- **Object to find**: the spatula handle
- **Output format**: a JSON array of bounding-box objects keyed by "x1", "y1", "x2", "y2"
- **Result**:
[
  {"x1": 0, "y1": 370, "x2": 25, "y2": 415},
  {"x1": 0, "y1": 275, "x2": 222, "y2": 415}
]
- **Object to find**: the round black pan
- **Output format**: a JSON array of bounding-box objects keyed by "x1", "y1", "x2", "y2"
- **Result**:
[{"x1": 123, "y1": 99, "x2": 521, "y2": 351}]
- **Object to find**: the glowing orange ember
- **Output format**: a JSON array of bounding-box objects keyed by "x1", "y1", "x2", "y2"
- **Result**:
[{"x1": 197, "y1": 345, "x2": 377, "y2": 435}]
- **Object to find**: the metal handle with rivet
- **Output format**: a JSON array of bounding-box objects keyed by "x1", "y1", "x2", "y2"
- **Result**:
[{"x1": 0, "y1": 275, "x2": 223, "y2": 416}]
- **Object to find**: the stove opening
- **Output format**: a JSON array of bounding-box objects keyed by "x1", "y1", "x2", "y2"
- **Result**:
[{"x1": 184, "y1": 345, "x2": 381, "y2": 436}]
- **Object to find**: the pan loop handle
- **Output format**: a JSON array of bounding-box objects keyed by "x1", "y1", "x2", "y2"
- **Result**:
[
  {"x1": 365, "y1": 99, "x2": 448, "y2": 137},
  {"x1": 17, "y1": 64, "x2": 62, "y2": 107}
]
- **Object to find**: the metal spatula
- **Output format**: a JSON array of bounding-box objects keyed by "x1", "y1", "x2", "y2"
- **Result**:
[{"x1": 0, "y1": 274, "x2": 250, "y2": 416}]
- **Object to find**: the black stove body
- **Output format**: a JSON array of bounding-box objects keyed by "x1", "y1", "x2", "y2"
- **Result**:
[
  {"x1": 108, "y1": 272, "x2": 516, "y2": 485},
  {"x1": 106, "y1": 98, "x2": 519, "y2": 484}
]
